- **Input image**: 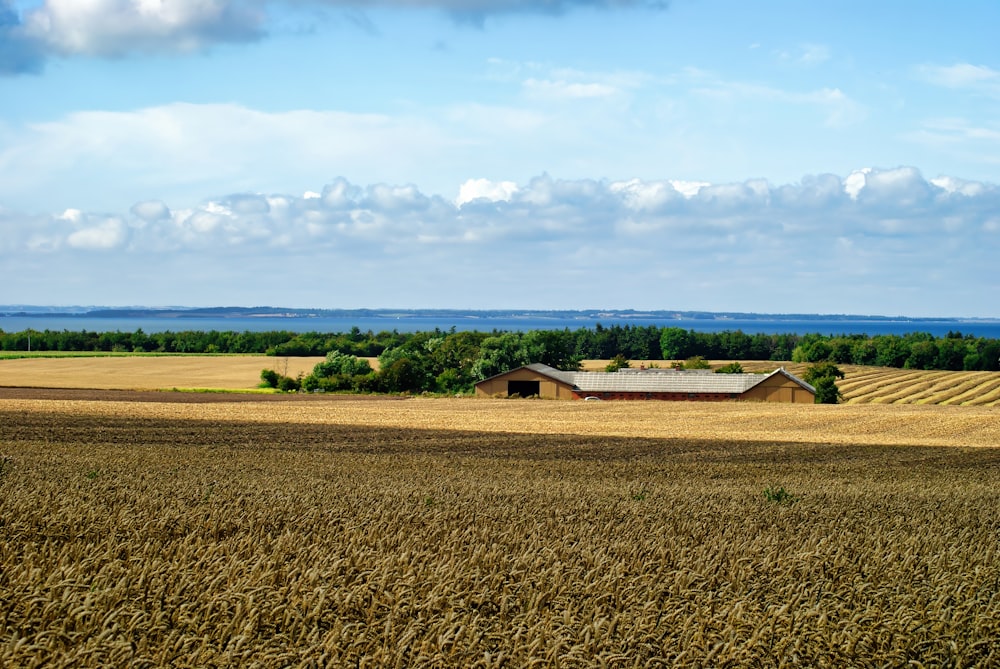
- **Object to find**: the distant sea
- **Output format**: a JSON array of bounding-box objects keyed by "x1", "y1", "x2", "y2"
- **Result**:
[{"x1": 3, "y1": 314, "x2": 999, "y2": 339}]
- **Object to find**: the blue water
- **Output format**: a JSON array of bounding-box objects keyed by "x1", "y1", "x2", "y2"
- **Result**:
[{"x1": 3, "y1": 314, "x2": 999, "y2": 338}]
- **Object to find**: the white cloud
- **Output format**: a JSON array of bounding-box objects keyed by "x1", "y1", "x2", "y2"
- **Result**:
[
  {"x1": 2, "y1": 169, "x2": 998, "y2": 315},
  {"x1": 692, "y1": 79, "x2": 865, "y2": 128},
  {"x1": 0, "y1": 102, "x2": 456, "y2": 212},
  {"x1": 609, "y1": 179, "x2": 683, "y2": 211},
  {"x1": 843, "y1": 167, "x2": 871, "y2": 200},
  {"x1": 668, "y1": 180, "x2": 709, "y2": 198},
  {"x1": 66, "y1": 216, "x2": 128, "y2": 249},
  {"x1": 57, "y1": 208, "x2": 83, "y2": 224},
  {"x1": 906, "y1": 118, "x2": 1000, "y2": 149},
  {"x1": 859, "y1": 167, "x2": 932, "y2": 204},
  {"x1": 930, "y1": 176, "x2": 985, "y2": 197},
  {"x1": 456, "y1": 178, "x2": 518, "y2": 205},
  {"x1": 22, "y1": 0, "x2": 264, "y2": 56},
  {"x1": 130, "y1": 200, "x2": 171, "y2": 222},
  {"x1": 777, "y1": 43, "x2": 830, "y2": 66},
  {"x1": 798, "y1": 43, "x2": 830, "y2": 65},
  {"x1": 918, "y1": 63, "x2": 1000, "y2": 93},
  {"x1": 0, "y1": 0, "x2": 665, "y2": 74},
  {"x1": 522, "y1": 78, "x2": 620, "y2": 100}
]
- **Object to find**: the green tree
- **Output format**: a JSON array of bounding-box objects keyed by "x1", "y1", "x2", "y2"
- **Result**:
[
  {"x1": 312, "y1": 351, "x2": 372, "y2": 378},
  {"x1": 660, "y1": 328, "x2": 695, "y2": 360},
  {"x1": 471, "y1": 333, "x2": 530, "y2": 381},
  {"x1": 522, "y1": 329, "x2": 582, "y2": 371},
  {"x1": 803, "y1": 362, "x2": 845, "y2": 404},
  {"x1": 260, "y1": 369, "x2": 279, "y2": 388},
  {"x1": 681, "y1": 356, "x2": 711, "y2": 370},
  {"x1": 426, "y1": 330, "x2": 491, "y2": 392},
  {"x1": 850, "y1": 338, "x2": 878, "y2": 365},
  {"x1": 378, "y1": 358, "x2": 424, "y2": 393},
  {"x1": 605, "y1": 354, "x2": 630, "y2": 372},
  {"x1": 791, "y1": 335, "x2": 833, "y2": 362},
  {"x1": 812, "y1": 376, "x2": 842, "y2": 404},
  {"x1": 935, "y1": 337, "x2": 968, "y2": 371},
  {"x1": 715, "y1": 361, "x2": 744, "y2": 374},
  {"x1": 874, "y1": 335, "x2": 909, "y2": 368}
]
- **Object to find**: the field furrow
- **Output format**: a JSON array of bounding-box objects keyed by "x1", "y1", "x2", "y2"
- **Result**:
[
  {"x1": 841, "y1": 371, "x2": 934, "y2": 403},
  {"x1": 869, "y1": 371, "x2": 962, "y2": 404},
  {"x1": 913, "y1": 372, "x2": 1000, "y2": 405},
  {"x1": 957, "y1": 381, "x2": 1000, "y2": 407},
  {"x1": 836, "y1": 368, "x2": 896, "y2": 393}
]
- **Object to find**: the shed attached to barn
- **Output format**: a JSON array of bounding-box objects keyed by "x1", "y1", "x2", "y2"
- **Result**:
[{"x1": 475, "y1": 364, "x2": 816, "y2": 403}]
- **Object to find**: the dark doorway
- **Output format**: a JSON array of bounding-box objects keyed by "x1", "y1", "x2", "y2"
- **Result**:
[{"x1": 508, "y1": 380, "x2": 540, "y2": 397}]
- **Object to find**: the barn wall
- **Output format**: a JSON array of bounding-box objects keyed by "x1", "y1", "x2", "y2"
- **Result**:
[
  {"x1": 572, "y1": 391, "x2": 739, "y2": 401},
  {"x1": 741, "y1": 376, "x2": 815, "y2": 404},
  {"x1": 475, "y1": 370, "x2": 574, "y2": 399}
]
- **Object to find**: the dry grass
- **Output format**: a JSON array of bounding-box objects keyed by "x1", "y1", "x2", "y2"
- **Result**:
[
  {"x1": 2, "y1": 395, "x2": 999, "y2": 667},
  {"x1": 838, "y1": 367, "x2": 1000, "y2": 406},
  {"x1": 0, "y1": 355, "x2": 327, "y2": 391}
]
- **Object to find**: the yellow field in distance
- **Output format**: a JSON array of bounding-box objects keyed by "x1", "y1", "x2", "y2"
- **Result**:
[{"x1": 1, "y1": 355, "x2": 999, "y2": 406}]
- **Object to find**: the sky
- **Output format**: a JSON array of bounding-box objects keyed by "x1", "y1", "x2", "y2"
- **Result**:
[{"x1": 1, "y1": 0, "x2": 998, "y2": 317}]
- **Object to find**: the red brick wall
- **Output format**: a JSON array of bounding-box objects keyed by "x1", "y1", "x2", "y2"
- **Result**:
[{"x1": 572, "y1": 392, "x2": 739, "y2": 401}]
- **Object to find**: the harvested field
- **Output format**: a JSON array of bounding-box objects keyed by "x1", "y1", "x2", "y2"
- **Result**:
[
  {"x1": 3, "y1": 355, "x2": 1000, "y2": 405},
  {"x1": 2, "y1": 394, "x2": 999, "y2": 667},
  {"x1": 1, "y1": 392, "x2": 998, "y2": 448},
  {"x1": 837, "y1": 367, "x2": 1000, "y2": 406},
  {"x1": 0, "y1": 355, "x2": 327, "y2": 391}
]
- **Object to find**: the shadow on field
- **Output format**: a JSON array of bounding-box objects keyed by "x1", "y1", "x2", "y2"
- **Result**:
[
  {"x1": 3, "y1": 404, "x2": 999, "y2": 476},
  {"x1": 0, "y1": 387, "x2": 402, "y2": 403}
]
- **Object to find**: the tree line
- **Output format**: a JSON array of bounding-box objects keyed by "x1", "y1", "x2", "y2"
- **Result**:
[
  {"x1": 789, "y1": 331, "x2": 1000, "y2": 371},
  {"x1": 0, "y1": 327, "x2": 393, "y2": 356},
  {"x1": 3, "y1": 325, "x2": 998, "y2": 390}
]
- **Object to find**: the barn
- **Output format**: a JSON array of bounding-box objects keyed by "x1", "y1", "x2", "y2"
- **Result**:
[{"x1": 475, "y1": 364, "x2": 816, "y2": 403}]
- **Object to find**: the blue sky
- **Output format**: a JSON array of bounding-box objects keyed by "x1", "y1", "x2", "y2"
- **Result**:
[{"x1": 1, "y1": 0, "x2": 998, "y2": 317}]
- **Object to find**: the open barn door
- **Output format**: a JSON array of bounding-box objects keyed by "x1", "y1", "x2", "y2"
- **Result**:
[{"x1": 507, "y1": 380, "x2": 540, "y2": 397}]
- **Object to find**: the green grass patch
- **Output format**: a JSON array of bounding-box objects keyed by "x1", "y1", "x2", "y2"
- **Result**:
[{"x1": 163, "y1": 387, "x2": 281, "y2": 395}]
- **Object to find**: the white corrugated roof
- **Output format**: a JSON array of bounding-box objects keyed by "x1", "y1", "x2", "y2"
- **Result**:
[
  {"x1": 512, "y1": 364, "x2": 815, "y2": 395},
  {"x1": 567, "y1": 370, "x2": 766, "y2": 394}
]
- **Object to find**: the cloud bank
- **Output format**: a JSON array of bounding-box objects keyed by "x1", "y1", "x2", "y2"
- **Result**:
[{"x1": 2, "y1": 169, "x2": 997, "y2": 315}]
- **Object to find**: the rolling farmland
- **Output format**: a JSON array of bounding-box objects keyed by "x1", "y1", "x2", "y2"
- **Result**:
[
  {"x1": 1, "y1": 356, "x2": 998, "y2": 405},
  {"x1": 581, "y1": 360, "x2": 1000, "y2": 406},
  {"x1": 2, "y1": 394, "x2": 999, "y2": 666}
]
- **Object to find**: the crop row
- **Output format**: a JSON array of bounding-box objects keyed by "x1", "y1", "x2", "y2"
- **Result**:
[{"x1": 838, "y1": 367, "x2": 1000, "y2": 406}]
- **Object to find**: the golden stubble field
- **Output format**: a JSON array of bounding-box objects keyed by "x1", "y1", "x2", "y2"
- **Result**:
[
  {"x1": 0, "y1": 355, "x2": 328, "y2": 391},
  {"x1": 3, "y1": 357, "x2": 1000, "y2": 665},
  {"x1": 2, "y1": 393, "x2": 1000, "y2": 667}
]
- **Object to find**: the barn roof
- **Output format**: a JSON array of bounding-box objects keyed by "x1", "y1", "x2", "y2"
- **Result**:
[{"x1": 483, "y1": 364, "x2": 815, "y2": 395}]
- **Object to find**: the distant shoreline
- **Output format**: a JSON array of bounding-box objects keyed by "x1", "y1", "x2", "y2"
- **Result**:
[
  {"x1": 2, "y1": 306, "x2": 996, "y2": 323},
  {"x1": 4, "y1": 309, "x2": 1000, "y2": 339}
]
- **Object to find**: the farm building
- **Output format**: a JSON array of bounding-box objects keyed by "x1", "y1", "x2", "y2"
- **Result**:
[{"x1": 475, "y1": 364, "x2": 816, "y2": 403}]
